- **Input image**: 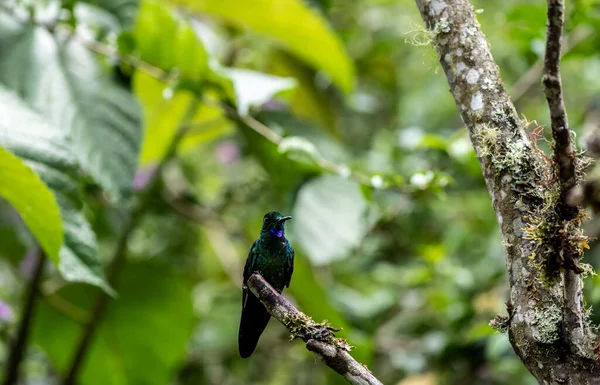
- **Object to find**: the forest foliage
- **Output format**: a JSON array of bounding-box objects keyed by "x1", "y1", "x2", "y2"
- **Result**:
[{"x1": 0, "y1": 0, "x2": 600, "y2": 384}]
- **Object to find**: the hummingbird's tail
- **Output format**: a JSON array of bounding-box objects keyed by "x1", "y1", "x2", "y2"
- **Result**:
[{"x1": 238, "y1": 293, "x2": 271, "y2": 358}]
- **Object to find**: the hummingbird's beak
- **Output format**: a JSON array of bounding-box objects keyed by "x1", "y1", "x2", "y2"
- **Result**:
[{"x1": 278, "y1": 216, "x2": 292, "y2": 223}]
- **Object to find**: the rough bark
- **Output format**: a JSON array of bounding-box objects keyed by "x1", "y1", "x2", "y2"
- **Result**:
[
  {"x1": 413, "y1": 0, "x2": 599, "y2": 383},
  {"x1": 247, "y1": 274, "x2": 383, "y2": 385}
]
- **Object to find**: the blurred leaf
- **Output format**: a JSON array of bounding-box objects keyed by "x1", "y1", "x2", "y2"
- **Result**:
[
  {"x1": 417, "y1": 134, "x2": 448, "y2": 151},
  {"x1": 303, "y1": 0, "x2": 332, "y2": 14},
  {"x1": 330, "y1": 285, "x2": 395, "y2": 318},
  {"x1": 220, "y1": 68, "x2": 296, "y2": 116},
  {"x1": 360, "y1": 184, "x2": 373, "y2": 201},
  {"x1": 236, "y1": 120, "x2": 318, "y2": 203},
  {"x1": 0, "y1": 14, "x2": 142, "y2": 199},
  {"x1": 291, "y1": 175, "x2": 379, "y2": 265},
  {"x1": 257, "y1": 110, "x2": 348, "y2": 163},
  {"x1": 0, "y1": 147, "x2": 63, "y2": 265},
  {"x1": 466, "y1": 322, "x2": 496, "y2": 343},
  {"x1": 268, "y1": 51, "x2": 338, "y2": 135},
  {"x1": 0, "y1": 202, "x2": 28, "y2": 264},
  {"x1": 0, "y1": 86, "x2": 108, "y2": 291},
  {"x1": 133, "y1": 0, "x2": 208, "y2": 79},
  {"x1": 134, "y1": 72, "x2": 232, "y2": 165},
  {"x1": 169, "y1": 0, "x2": 355, "y2": 93},
  {"x1": 34, "y1": 261, "x2": 195, "y2": 385},
  {"x1": 287, "y1": 252, "x2": 373, "y2": 364},
  {"x1": 76, "y1": 0, "x2": 140, "y2": 27},
  {"x1": 278, "y1": 136, "x2": 319, "y2": 165},
  {"x1": 505, "y1": 4, "x2": 546, "y2": 53},
  {"x1": 397, "y1": 373, "x2": 439, "y2": 385}
]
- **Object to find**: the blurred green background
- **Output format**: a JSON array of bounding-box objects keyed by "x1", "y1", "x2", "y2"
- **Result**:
[{"x1": 0, "y1": 0, "x2": 599, "y2": 384}]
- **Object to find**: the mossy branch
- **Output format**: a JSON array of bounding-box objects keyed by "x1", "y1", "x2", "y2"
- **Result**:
[{"x1": 246, "y1": 274, "x2": 383, "y2": 385}]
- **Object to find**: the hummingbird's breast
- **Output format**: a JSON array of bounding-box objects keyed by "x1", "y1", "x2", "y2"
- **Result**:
[{"x1": 258, "y1": 238, "x2": 291, "y2": 290}]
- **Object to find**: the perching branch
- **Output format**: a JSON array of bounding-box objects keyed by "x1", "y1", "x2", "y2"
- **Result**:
[
  {"x1": 61, "y1": 99, "x2": 201, "y2": 385},
  {"x1": 543, "y1": 0, "x2": 578, "y2": 218},
  {"x1": 2, "y1": 251, "x2": 46, "y2": 385},
  {"x1": 413, "y1": 0, "x2": 598, "y2": 383},
  {"x1": 246, "y1": 274, "x2": 383, "y2": 385}
]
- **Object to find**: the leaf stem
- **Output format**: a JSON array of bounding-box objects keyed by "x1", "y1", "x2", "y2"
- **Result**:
[
  {"x1": 2, "y1": 251, "x2": 46, "y2": 385},
  {"x1": 61, "y1": 99, "x2": 200, "y2": 385}
]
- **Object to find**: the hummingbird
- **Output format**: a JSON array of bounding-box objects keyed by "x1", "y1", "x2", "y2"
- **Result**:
[{"x1": 238, "y1": 211, "x2": 294, "y2": 358}]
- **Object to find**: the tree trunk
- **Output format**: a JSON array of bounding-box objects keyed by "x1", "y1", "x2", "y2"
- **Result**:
[{"x1": 412, "y1": 0, "x2": 600, "y2": 383}]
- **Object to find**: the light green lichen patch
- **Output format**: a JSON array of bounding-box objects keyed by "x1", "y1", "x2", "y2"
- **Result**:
[
  {"x1": 492, "y1": 138, "x2": 527, "y2": 173},
  {"x1": 472, "y1": 123, "x2": 501, "y2": 158},
  {"x1": 472, "y1": 123, "x2": 530, "y2": 177},
  {"x1": 283, "y1": 313, "x2": 353, "y2": 351},
  {"x1": 532, "y1": 304, "x2": 562, "y2": 344}
]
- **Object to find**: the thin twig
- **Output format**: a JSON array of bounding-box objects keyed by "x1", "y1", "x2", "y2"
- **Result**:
[
  {"x1": 61, "y1": 99, "x2": 200, "y2": 385},
  {"x1": 246, "y1": 274, "x2": 383, "y2": 385},
  {"x1": 510, "y1": 25, "x2": 593, "y2": 103},
  {"x1": 542, "y1": 0, "x2": 593, "y2": 358},
  {"x1": 2, "y1": 251, "x2": 46, "y2": 385},
  {"x1": 220, "y1": 103, "x2": 412, "y2": 193},
  {"x1": 543, "y1": 0, "x2": 577, "y2": 217}
]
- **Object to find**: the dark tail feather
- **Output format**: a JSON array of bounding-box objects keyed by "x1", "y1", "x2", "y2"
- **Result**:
[{"x1": 238, "y1": 294, "x2": 271, "y2": 358}]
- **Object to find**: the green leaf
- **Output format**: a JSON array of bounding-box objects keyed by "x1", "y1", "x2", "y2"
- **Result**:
[
  {"x1": 269, "y1": 51, "x2": 339, "y2": 136},
  {"x1": 0, "y1": 147, "x2": 63, "y2": 264},
  {"x1": 220, "y1": 68, "x2": 297, "y2": 116},
  {"x1": 169, "y1": 0, "x2": 355, "y2": 93},
  {"x1": 0, "y1": 85, "x2": 108, "y2": 291},
  {"x1": 278, "y1": 136, "x2": 320, "y2": 165},
  {"x1": 291, "y1": 175, "x2": 379, "y2": 265},
  {"x1": 134, "y1": 72, "x2": 232, "y2": 165},
  {"x1": 0, "y1": 14, "x2": 142, "y2": 199},
  {"x1": 33, "y1": 261, "x2": 195, "y2": 385},
  {"x1": 133, "y1": 0, "x2": 209, "y2": 79},
  {"x1": 75, "y1": 0, "x2": 140, "y2": 28}
]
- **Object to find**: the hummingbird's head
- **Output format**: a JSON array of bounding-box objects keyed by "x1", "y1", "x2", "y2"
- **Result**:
[{"x1": 260, "y1": 211, "x2": 292, "y2": 238}]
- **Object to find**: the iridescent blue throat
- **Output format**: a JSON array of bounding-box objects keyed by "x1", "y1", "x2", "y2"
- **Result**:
[{"x1": 269, "y1": 229, "x2": 284, "y2": 238}]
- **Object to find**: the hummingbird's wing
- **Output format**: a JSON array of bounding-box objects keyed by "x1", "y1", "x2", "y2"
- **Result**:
[
  {"x1": 239, "y1": 240, "x2": 270, "y2": 358},
  {"x1": 242, "y1": 240, "x2": 259, "y2": 308}
]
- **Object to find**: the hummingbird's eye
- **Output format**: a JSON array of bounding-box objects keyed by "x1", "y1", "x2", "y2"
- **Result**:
[{"x1": 263, "y1": 217, "x2": 270, "y2": 223}]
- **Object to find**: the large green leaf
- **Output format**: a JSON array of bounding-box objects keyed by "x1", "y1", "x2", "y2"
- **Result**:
[
  {"x1": 75, "y1": 0, "x2": 140, "y2": 27},
  {"x1": 0, "y1": 14, "x2": 142, "y2": 199},
  {"x1": 33, "y1": 261, "x2": 195, "y2": 385},
  {"x1": 0, "y1": 86, "x2": 108, "y2": 291},
  {"x1": 0, "y1": 147, "x2": 63, "y2": 264},
  {"x1": 132, "y1": 0, "x2": 208, "y2": 79},
  {"x1": 134, "y1": 72, "x2": 232, "y2": 165},
  {"x1": 169, "y1": 0, "x2": 355, "y2": 93},
  {"x1": 291, "y1": 175, "x2": 379, "y2": 265},
  {"x1": 269, "y1": 51, "x2": 339, "y2": 136}
]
